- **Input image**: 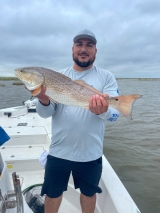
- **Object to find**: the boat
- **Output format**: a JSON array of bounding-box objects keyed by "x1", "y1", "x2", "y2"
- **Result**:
[{"x1": 0, "y1": 99, "x2": 141, "y2": 213}]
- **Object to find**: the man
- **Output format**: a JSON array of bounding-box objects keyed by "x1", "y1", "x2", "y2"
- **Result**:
[{"x1": 36, "y1": 29, "x2": 119, "y2": 213}]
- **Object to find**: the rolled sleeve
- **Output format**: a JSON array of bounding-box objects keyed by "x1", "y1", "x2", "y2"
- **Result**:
[{"x1": 97, "y1": 107, "x2": 119, "y2": 121}]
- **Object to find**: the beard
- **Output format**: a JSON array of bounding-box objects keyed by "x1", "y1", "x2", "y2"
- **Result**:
[{"x1": 72, "y1": 53, "x2": 96, "y2": 68}]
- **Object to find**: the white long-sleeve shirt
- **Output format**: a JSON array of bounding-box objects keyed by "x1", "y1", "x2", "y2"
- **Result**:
[{"x1": 36, "y1": 66, "x2": 119, "y2": 162}]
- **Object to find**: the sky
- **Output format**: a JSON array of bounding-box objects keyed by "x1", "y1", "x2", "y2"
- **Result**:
[{"x1": 0, "y1": 0, "x2": 159, "y2": 78}]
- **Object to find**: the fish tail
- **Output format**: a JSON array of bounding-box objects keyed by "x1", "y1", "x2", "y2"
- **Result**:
[{"x1": 108, "y1": 94, "x2": 142, "y2": 119}]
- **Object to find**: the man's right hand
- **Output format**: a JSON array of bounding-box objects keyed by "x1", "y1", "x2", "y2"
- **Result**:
[
  {"x1": 35, "y1": 87, "x2": 50, "y2": 106},
  {"x1": 25, "y1": 86, "x2": 50, "y2": 106}
]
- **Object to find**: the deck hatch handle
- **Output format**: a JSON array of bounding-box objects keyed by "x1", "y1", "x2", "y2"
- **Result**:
[{"x1": 17, "y1": 123, "x2": 27, "y2": 126}]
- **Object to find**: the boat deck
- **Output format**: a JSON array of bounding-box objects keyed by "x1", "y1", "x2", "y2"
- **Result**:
[{"x1": 0, "y1": 105, "x2": 141, "y2": 213}]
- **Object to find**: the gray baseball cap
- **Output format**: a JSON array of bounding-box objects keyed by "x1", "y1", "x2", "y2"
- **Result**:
[{"x1": 73, "y1": 29, "x2": 97, "y2": 44}]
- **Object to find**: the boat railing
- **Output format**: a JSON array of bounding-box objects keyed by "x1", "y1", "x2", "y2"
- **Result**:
[{"x1": 0, "y1": 172, "x2": 24, "y2": 213}]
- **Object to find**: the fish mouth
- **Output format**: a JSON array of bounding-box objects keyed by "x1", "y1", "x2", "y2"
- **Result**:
[
  {"x1": 14, "y1": 68, "x2": 27, "y2": 82},
  {"x1": 15, "y1": 68, "x2": 22, "y2": 78},
  {"x1": 14, "y1": 68, "x2": 41, "y2": 90}
]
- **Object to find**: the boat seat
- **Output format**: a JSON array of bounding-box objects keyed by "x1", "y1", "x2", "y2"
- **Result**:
[{"x1": 0, "y1": 145, "x2": 44, "y2": 172}]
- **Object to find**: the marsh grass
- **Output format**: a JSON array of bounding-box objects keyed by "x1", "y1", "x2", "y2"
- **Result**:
[
  {"x1": 12, "y1": 82, "x2": 24, "y2": 85},
  {"x1": 0, "y1": 77, "x2": 19, "y2": 80}
]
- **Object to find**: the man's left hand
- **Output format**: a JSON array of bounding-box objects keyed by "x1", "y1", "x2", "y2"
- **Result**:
[{"x1": 89, "y1": 94, "x2": 109, "y2": 115}]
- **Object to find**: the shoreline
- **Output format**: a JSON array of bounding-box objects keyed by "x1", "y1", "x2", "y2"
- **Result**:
[{"x1": 0, "y1": 77, "x2": 160, "y2": 81}]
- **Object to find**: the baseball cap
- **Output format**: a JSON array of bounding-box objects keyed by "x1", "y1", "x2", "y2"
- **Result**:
[{"x1": 73, "y1": 29, "x2": 97, "y2": 44}]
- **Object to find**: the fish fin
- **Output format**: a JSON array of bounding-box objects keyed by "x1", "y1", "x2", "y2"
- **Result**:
[
  {"x1": 74, "y1": 80, "x2": 103, "y2": 96},
  {"x1": 108, "y1": 94, "x2": 142, "y2": 119},
  {"x1": 31, "y1": 86, "x2": 42, "y2": 96}
]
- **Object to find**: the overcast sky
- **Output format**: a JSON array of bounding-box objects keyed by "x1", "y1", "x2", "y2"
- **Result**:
[{"x1": 0, "y1": 0, "x2": 159, "y2": 78}]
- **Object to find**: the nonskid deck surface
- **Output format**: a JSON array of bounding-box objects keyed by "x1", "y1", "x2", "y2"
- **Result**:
[
  {"x1": 14, "y1": 171, "x2": 81, "y2": 213},
  {"x1": 8, "y1": 170, "x2": 100, "y2": 213},
  {"x1": 1, "y1": 106, "x2": 52, "y2": 134},
  {"x1": 1, "y1": 164, "x2": 101, "y2": 213}
]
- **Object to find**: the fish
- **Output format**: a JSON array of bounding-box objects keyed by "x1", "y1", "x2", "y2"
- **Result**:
[{"x1": 15, "y1": 66, "x2": 142, "y2": 119}]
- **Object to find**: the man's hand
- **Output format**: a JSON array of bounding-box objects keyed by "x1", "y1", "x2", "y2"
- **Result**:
[
  {"x1": 89, "y1": 94, "x2": 109, "y2": 114},
  {"x1": 25, "y1": 86, "x2": 50, "y2": 106},
  {"x1": 35, "y1": 87, "x2": 50, "y2": 106}
]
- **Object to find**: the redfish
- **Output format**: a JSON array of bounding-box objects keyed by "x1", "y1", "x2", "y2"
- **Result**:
[{"x1": 15, "y1": 67, "x2": 141, "y2": 119}]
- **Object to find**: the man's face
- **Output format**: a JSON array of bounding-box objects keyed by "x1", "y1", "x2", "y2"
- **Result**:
[{"x1": 72, "y1": 38, "x2": 97, "y2": 68}]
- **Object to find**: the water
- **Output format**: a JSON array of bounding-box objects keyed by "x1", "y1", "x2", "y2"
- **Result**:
[
  {"x1": 0, "y1": 81, "x2": 31, "y2": 109},
  {"x1": 0, "y1": 79, "x2": 160, "y2": 213}
]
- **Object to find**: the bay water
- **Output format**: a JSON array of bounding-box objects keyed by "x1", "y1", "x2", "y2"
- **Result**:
[{"x1": 0, "y1": 79, "x2": 160, "y2": 213}]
